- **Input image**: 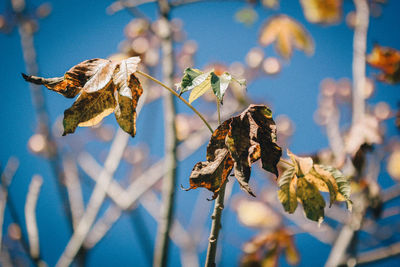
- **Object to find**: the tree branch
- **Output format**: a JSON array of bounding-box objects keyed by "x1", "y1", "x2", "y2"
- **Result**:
[
  {"x1": 153, "y1": 1, "x2": 179, "y2": 266},
  {"x1": 24, "y1": 175, "x2": 43, "y2": 260}
]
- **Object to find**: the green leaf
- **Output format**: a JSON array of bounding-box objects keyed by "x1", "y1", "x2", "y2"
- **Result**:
[
  {"x1": 319, "y1": 165, "x2": 352, "y2": 211},
  {"x1": 296, "y1": 177, "x2": 325, "y2": 222},
  {"x1": 178, "y1": 68, "x2": 203, "y2": 94},
  {"x1": 278, "y1": 166, "x2": 298, "y2": 213}
]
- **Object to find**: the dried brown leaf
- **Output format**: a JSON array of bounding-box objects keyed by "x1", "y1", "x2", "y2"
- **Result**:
[
  {"x1": 23, "y1": 57, "x2": 142, "y2": 137},
  {"x1": 186, "y1": 104, "x2": 282, "y2": 199}
]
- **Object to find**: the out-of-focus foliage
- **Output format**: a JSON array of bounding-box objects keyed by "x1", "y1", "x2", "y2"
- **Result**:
[
  {"x1": 300, "y1": 0, "x2": 342, "y2": 25},
  {"x1": 367, "y1": 44, "x2": 400, "y2": 84},
  {"x1": 259, "y1": 15, "x2": 314, "y2": 59},
  {"x1": 241, "y1": 228, "x2": 299, "y2": 267}
]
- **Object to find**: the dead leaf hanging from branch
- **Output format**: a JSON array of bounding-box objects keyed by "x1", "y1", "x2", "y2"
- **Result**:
[
  {"x1": 22, "y1": 57, "x2": 143, "y2": 137},
  {"x1": 183, "y1": 104, "x2": 282, "y2": 199}
]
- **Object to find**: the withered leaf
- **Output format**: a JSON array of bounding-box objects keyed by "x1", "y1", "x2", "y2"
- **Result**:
[
  {"x1": 22, "y1": 58, "x2": 115, "y2": 98},
  {"x1": 367, "y1": 44, "x2": 400, "y2": 84},
  {"x1": 23, "y1": 56, "x2": 142, "y2": 137},
  {"x1": 259, "y1": 15, "x2": 314, "y2": 59},
  {"x1": 184, "y1": 104, "x2": 282, "y2": 199},
  {"x1": 300, "y1": 0, "x2": 342, "y2": 25},
  {"x1": 184, "y1": 119, "x2": 234, "y2": 199},
  {"x1": 63, "y1": 82, "x2": 116, "y2": 136}
]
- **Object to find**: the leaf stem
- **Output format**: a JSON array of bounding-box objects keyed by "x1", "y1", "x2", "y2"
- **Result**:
[
  {"x1": 136, "y1": 70, "x2": 214, "y2": 133},
  {"x1": 280, "y1": 158, "x2": 294, "y2": 167}
]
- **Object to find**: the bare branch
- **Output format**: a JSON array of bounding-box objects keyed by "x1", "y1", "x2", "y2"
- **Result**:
[
  {"x1": 24, "y1": 175, "x2": 43, "y2": 260},
  {"x1": 351, "y1": 0, "x2": 369, "y2": 125},
  {"x1": 141, "y1": 191, "x2": 199, "y2": 267},
  {"x1": 63, "y1": 156, "x2": 84, "y2": 229},
  {"x1": 83, "y1": 205, "x2": 122, "y2": 249},
  {"x1": 0, "y1": 157, "x2": 19, "y2": 251},
  {"x1": 56, "y1": 129, "x2": 130, "y2": 267},
  {"x1": 354, "y1": 242, "x2": 400, "y2": 265}
]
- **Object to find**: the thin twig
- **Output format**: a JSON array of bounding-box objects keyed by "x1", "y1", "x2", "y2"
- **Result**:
[
  {"x1": 136, "y1": 70, "x2": 214, "y2": 133},
  {"x1": 24, "y1": 175, "x2": 43, "y2": 260},
  {"x1": 63, "y1": 156, "x2": 85, "y2": 230}
]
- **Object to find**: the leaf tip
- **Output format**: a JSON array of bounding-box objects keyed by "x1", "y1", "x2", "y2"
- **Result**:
[
  {"x1": 21, "y1": 73, "x2": 29, "y2": 80},
  {"x1": 180, "y1": 184, "x2": 193, "y2": 191}
]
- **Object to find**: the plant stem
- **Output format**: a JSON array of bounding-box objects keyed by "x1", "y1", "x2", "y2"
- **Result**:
[
  {"x1": 153, "y1": 1, "x2": 178, "y2": 266},
  {"x1": 136, "y1": 70, "x2": 214, "y2": 133},
  {"x1": 205, "y1": 99, "x2": 224, "y2": 267}
]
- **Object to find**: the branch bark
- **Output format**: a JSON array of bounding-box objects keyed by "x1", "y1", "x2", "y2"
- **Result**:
[{"x1": 153, "y1": 1, "x2": 178, "y2": 266}]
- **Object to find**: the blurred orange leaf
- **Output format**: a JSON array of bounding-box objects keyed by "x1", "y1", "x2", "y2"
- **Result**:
[
  {"x1": 367, "y1": 44, "x2": 400, "y2": 84},
  {"x1": 300, "y1": 0, "x2": 342, "y2": 24},
  {"x1": 241, "y1": 229, "x2": 299, "y2": 267},
  {"x1": 259, "y1": 15, "x2": 314, "y2": 59}
]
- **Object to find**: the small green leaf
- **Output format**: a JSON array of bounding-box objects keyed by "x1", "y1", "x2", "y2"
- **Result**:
[
  {"x1": 178, "y1": 68, "x2": 204, "y2": 94},
  {"x1": 278, "y1": 166, "x2": 298, "y2": 213}
]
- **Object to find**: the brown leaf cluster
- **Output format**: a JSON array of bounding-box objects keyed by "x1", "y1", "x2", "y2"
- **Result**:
[
  {"x1": 22, "y1": 57, "x2": 142, "y2": 137},
  {"x1": 367, "y1": 44, "x2": 400, "y2": 84},
  {"x1": 184, "y1": 104, "x2": 282, "y2": 199}
]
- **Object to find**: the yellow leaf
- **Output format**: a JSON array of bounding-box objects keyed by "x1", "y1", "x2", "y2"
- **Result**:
[
  {"x1": 259, "y1": 15, "x2": 314, "y2": 59},
  {"x1": 287, "y1": 149, "x2": 313, "y2": 176},
  {"x1": 188, "y1": 74, "x2": 212, "y2": 103}
]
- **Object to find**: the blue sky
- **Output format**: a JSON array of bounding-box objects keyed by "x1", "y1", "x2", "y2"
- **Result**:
[{"x1": 1, "y1": 0, "x2": 400, "y2": 266}]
